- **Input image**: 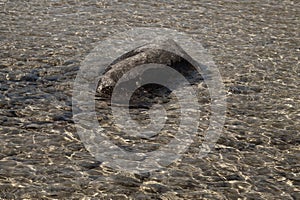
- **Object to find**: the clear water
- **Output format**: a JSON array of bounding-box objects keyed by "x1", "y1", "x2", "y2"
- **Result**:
[{"x1": 0, "y1": 0, "x2": 299, "y2": 199}]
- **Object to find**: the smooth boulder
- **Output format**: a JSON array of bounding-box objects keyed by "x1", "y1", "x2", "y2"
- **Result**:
[{"x1": 96, "y1": 39, "x2": 202, "y2": 102}]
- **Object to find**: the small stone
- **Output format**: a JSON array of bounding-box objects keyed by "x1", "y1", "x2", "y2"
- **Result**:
[
  {"x1": 79, "y1": 161, "x2": 102, "y2": 169},
  {"x1": 45, "y1": 75, "x2": 60, "y2": 81},
  {"x1": 21, "y1": 73, "x2": 39, "y2": 82},
  {"x1": 225, "y1": 174, "x2": 244, "y2": 181},
  {"x1": 143, "y1": 182, "x2": 170, "y2": 193},
  {"x1": 63, "y1": 59, "x2": 78, "y2": 66},
  {"x1": 16, "y1": 61, "x2": 25, "y2": 66}
]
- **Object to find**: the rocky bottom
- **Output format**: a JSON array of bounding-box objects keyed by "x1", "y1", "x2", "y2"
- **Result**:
[{"x1": 0, "y1": 0, "x2": 299, "y2": 199}]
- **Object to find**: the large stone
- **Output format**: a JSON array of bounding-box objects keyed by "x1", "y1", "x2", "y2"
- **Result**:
[{"x1": 96, "y1": 39, "x2": 202, "y2": 99}]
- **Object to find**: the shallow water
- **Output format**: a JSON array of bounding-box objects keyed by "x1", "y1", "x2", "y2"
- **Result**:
[{"x1": 0, "y1": 0, "x2": 299, "y2": 199}]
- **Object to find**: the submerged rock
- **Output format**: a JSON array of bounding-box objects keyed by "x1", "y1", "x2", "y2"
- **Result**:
[{"x1": 96, "y1": 39, "x2": 202, "y2": 100}]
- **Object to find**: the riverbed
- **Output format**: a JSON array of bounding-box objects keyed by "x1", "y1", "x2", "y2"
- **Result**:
[{"x1": 0, "y1": 0, "x2": 299, "y2": 199}]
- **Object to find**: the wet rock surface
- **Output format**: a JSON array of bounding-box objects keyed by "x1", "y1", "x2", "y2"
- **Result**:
[
  {"x1": 97, "y1": 39, "x2": 201, "y2": 96},
  {"x1": 96, "y1": 38, "x2": 203, "y2": 110},
  {"x1": 0, "y1": 0, "x2": 299, "y2": 199}
]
